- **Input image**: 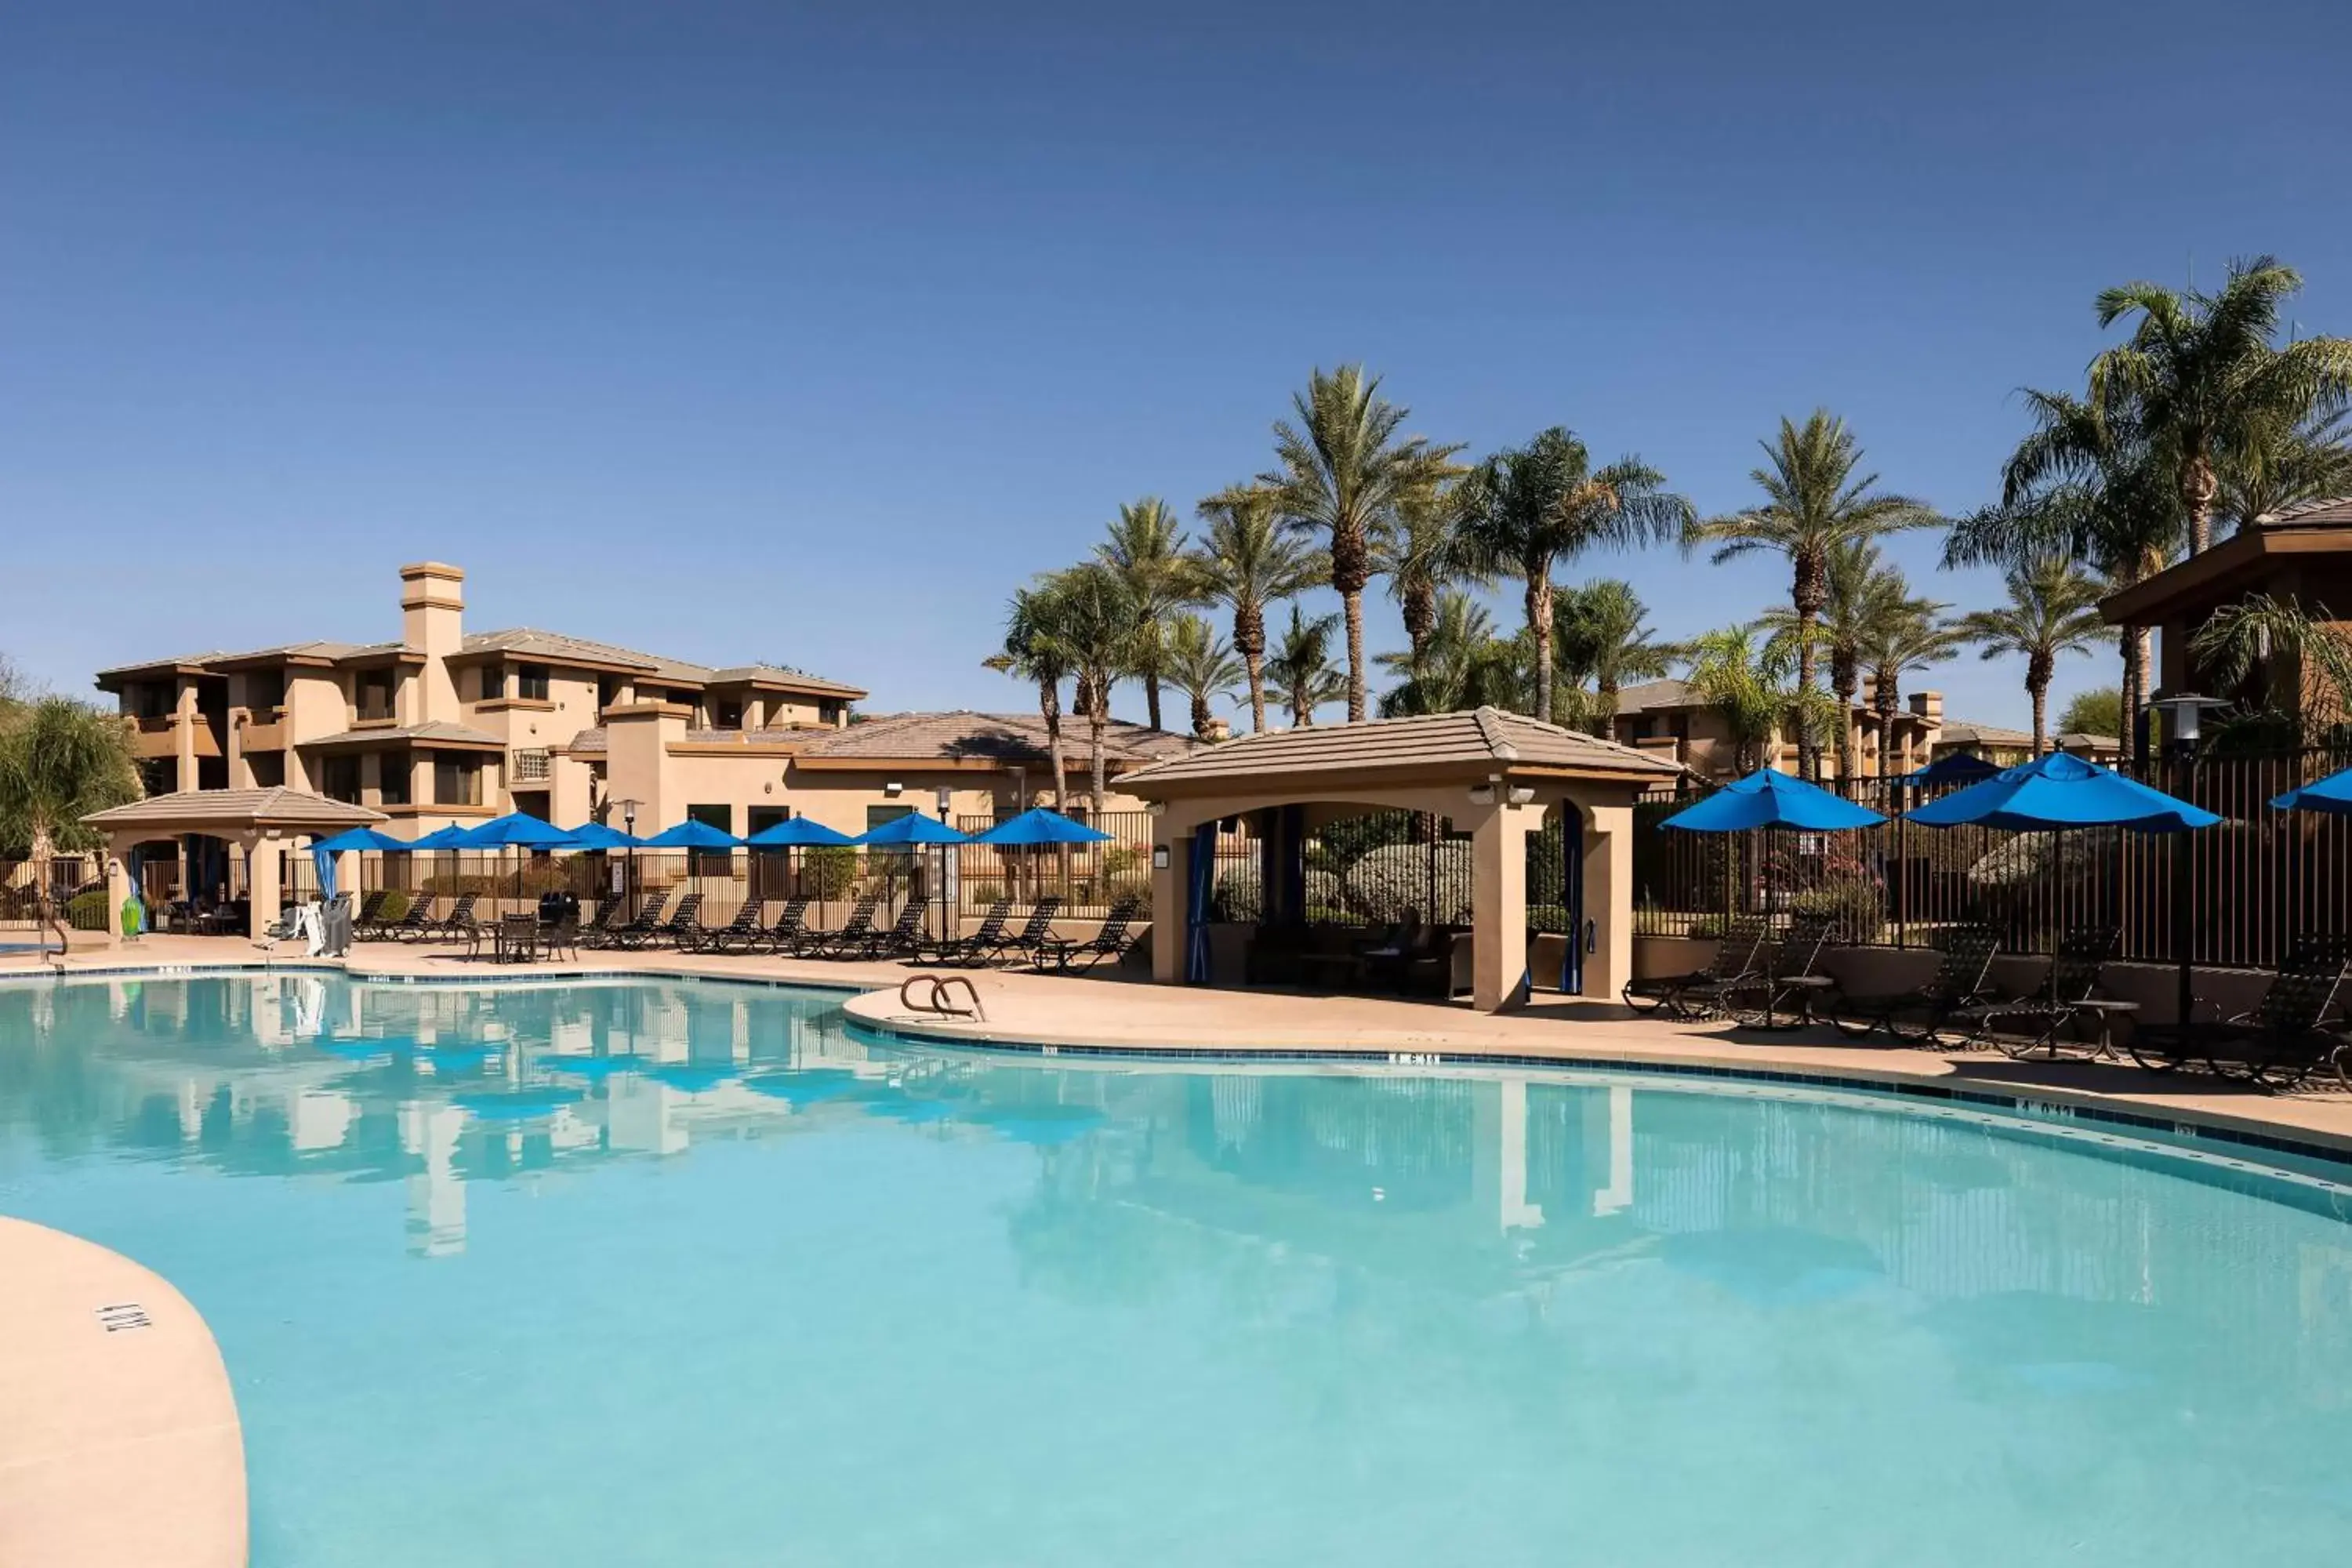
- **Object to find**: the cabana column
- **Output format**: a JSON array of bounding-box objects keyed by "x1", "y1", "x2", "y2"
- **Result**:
[
  {"x1": 1580, "y1": 804, "x2": 1634, "y2": 1003},
  {"x1": 1471, "y1": 800, "x2": 1534, "y2": 1011}
]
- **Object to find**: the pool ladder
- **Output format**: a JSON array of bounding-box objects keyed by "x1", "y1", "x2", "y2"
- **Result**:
[{"x1": 898, "y1": 974, "x2": 986, "y2": 1023}]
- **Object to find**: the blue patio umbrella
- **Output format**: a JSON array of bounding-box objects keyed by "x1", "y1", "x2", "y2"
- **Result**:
[
  {"x1": 2271, "y1": 764, "x2": 2352, "y2": 815},
  {"x1": 852, "y1": 815, "x2": 974, "y2": 847},
  {"x1": 561, "y1": 822, "x2": 643, "y2": 848},
  {"x1": 744, "y1": 817, "x2": 855, "y2": 847},
  {"x1": 639, "y1": 819, "x2": 746, "y2": 849},
  {"x1": 313, "y1": 826, "x2": 412, "y2": 853},
  {"x1": 1904, "y1": 750, "x2": 2220, "y2": 833},
  {"x1": 408, "y1": 825, "x2": 477, "y2": 851},
  {"x1": 971, "y1": 808, "x2": 1112, "y2": 845},
  {"x1": 1903, "y1": 752, "x2": 2002, "y2": 787},
  {"x1": 459, "y1": 813, "x2": 579, "y2": 849},
  {"x1": 1661, "y1": 768, "x2": 1887, "y2": 833}
]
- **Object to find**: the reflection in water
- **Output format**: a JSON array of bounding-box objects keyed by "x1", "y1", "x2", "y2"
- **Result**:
[{"x1": 8, "y1": 975, "x2": 2352, "y2": 1564}]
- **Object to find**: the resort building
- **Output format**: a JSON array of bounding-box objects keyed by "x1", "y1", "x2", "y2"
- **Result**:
[
  {"x1": 1610, "y1": 679, "x2": 1944, "y2": 781},
  {"x1": 93, "y1": 561, "x2": 1192, "y2": 842},
  {"x1": 2103, "y1": 495, "x2": 2352, "y2": 742}
]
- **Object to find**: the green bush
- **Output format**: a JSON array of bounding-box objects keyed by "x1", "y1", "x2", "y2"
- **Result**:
[
  {"x1": 67, "y1": 889, "x2": 111, "y2": 931},
  {"x1": 800, "y1": 845, "x2": 858, "y2": 899},
  {"x1": 1342, "y1": 840, "x2": 1473, "y2": 924},
  {"x1": 1791, "y1": 877, "x2": 1885, "y2": 944},
  {"x1": 378, "y1": 890, "x2": 412, "y2": 924}
]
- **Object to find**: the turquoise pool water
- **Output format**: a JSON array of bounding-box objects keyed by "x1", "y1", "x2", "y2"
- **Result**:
[{"x1": 5, "y1": 973, "x2": 2352, "y2": 1565}]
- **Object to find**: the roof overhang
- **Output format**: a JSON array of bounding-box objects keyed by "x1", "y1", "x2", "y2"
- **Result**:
[
  {"x1": 81, "y1": 789, "x2": 389, "y2": 835},
  {"x1": 1125, "y1": 757, "x2": 1671, "y2": 801},
  {"x1": 2101, "y1": 520, "x2": 2352, "y2": 625}
]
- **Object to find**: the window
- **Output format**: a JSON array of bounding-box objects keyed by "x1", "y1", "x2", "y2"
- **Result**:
[
  {"x1": 246, "y1": 753, "x2": 285, "y2": 788},
  {"x1": 356, "y1": 673, "x2": 395, "y2": 722},
  {"x1": 714, "y1": 699, "x2": 743, "y2": 731},
  {"x1": 323, "y1": 756, "x2": 362, "y2": 804},
  {"x1": 598, "y1": 674, "x2": 624, "y2": 710},
  {"x1": 434, "y1": 756, "x2": 482, "y2": 807},
  {"x1": 132, "y1": 682, "x2": 175, "y2": 720},
  {"x1": 866, "y1": 804, "x2": 913, "y2": 830},
  {"x1": 377, "y1": 754, "x2": 411, "y2": 806},
  {"x1": 244, "y1": 670, "x2": 284, "y2": 712},
  {"x1": 687, "y1": 804, "x2": 733, "y2": 876},
  {"x1": 665, "y1": 688, "x2": 699, "y2": 710},
  {"x1": 517, "y1": 662, "x2": 549, "y2": 702},
  {"x1": 138, "y1": 758, "x2": 175, "y2": 796}
]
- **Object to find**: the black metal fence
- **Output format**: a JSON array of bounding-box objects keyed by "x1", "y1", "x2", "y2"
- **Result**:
[
  {"x1": 1630, "y1": 746, "x2": 2352, "y2": 967},
  {"x1": 953, "y1": 811, "x2": 1153, "y2": 920},
  {"x1": 0, "y1": 855, "x2": 106, "y2": 931}
]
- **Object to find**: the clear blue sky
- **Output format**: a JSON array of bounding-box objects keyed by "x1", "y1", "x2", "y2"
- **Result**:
[{"x1": 5, "y1": 0, "x2": 2347, "y2": 732}]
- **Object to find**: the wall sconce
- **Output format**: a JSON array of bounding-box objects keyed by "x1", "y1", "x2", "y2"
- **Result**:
[
  {"x1": 1467, "y1": 784, "x2": 1496, "y2": 807},
  {"x1": 1506, "y1": 785, "x2": 1536, "y2": 806},
  {"x1": 1152, "y1": 844, "x2": 1171, "y2": 869},
  {"x1": 1145, "y1": 800, "x2": 1167, "y2": 816},
  {"x1": 884, "y1": 781, "x2": 903, "y2": 797}
]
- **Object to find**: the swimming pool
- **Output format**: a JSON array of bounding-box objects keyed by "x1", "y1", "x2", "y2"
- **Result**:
[{"x1": 5, "y1": 972, "x2": 2351, "y2": 1565}]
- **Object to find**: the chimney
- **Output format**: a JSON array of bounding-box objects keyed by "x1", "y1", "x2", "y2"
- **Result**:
[
  {"x1": 1909, "y1": 688, "x2": 1942, "y2": 728},
  {"x1": 401, "y1": 562, "x2": 465, "y2": 724}
]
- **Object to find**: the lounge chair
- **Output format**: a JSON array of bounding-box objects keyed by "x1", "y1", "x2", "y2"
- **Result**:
[
  {"x1": 573, "y1": 900, "x2": 620, "y2": 947},
  {"x1": 425, "y1": 893, "x2": 481, "y2": 946},
  {"x1": 585, "y1": 891, "x2": 670, "y2": 951},
  {"x1": 795, "y1": 893, "x2": 879, "y2": 958},
  {"x1": 349, "y1": 890, "x2": 392, "y2": 939},
  {"x1": 1621, "y1": 916, "x2": 1772, "y2": 1019},
  {"x1": 680, "y1": 897, "x2": 764, "y2": 954},
  {"x1": 2127, "y1": 934, "x2": 2352, "y2": 1089},
  {"x1": 1035, "y1": 898, "x2": 1142, "y2": 974},
  {"x1": 911, "y1": 900, "x2": 1011, "y2": 967},
  {"x1": 1716, "y1": 913, "x2": 1838, "y2": 1027},
  {"x1": 1825, "y1": 926, "x2": 2002, "y2": 1045},
  {"x1": 378, "y1": 897, "x2": 437, "y2": 943},
  {"x1": 1947, "y1": 924, "x2": 2123, "y2": 1057},
  {"x1": 828, "y1": 898, "x2": 928, "y2": 961},
  {"x1": 982, "y1": 897, "x2": 1063, "y2": 966},
  {"x1": 636, "y1": 893, "x2": 705, "y2": 950}
]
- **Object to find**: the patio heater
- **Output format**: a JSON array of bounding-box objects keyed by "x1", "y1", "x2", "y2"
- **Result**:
[{"x1": 2147, "y1": 694, "x2": 2227, "y2": 1028}]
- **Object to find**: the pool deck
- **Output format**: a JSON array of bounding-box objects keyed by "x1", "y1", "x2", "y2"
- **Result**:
[{"x1": 0, "y1": 1218, "x2": 246, "y2": 1568}]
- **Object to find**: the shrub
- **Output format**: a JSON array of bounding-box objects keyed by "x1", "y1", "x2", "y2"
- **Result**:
[
  {"x1": 1342, "y1": 840, "x2": 1473, "y2": 924},
  {"x1": 67, "y1": 889, "x2": 111, "y2": 931},
  {"x1": 1209, "y1": 866, "x2": 1339, "y2": 923},
  {"x1": 800, "y1": 845, "x2": 858, "y2": 899},
  {"x1": 377, "y1": 890, "x2": 412, "y2": 924},
  {"x1": 1790, "y1": 876, "x2": 1885, "y2": 944}
]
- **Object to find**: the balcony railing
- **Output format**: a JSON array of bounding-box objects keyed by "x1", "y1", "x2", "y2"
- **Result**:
[{"x1": 512, "y1": 749, "x2": 552, "y2": 784}]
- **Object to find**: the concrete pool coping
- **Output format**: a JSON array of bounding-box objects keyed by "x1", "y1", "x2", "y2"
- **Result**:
[{"x1": 0, "y1": 1218, "x2": 246, "y2": 1568}]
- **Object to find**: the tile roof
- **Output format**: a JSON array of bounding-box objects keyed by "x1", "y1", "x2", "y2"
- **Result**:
[
  {"x1": 82, "y1": 788, "x2": 387, "y2": 830},
  {"x1": 1614, "y1": 678, "x2": 1693, "y2": 714},
  {"x1": 297, "y1": 720, "x2": 506, "y2": 749},
  {"x1": 793, "y1": 711, "x2": 1201, "y2": 765},
  {"x1": 1936, "y1": 719, "x2": 2034, "y2": 747},
  {"x1": 460, "y1": 631, "x2": 864, "y2": 695},
  {"x1": 1120, "y1": 706, "x2": 1682, "y2": 789},
  {"x1": 2255, "y1": 495, "x2": 2352, "y2": 526}
]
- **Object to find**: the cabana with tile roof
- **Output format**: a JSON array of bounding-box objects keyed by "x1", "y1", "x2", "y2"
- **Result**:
[
  {"x1": 1120, "y1": 708, "x2": 1682, "y2": 1012},
  {"x1": 80, "y1": 789, "x2": 387, "y2": 943}
]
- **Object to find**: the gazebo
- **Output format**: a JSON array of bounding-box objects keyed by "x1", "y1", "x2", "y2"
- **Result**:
[
  {"x1": 82, "y1": 788, "x2": 390, "y2": 942},
  {"x1": 1121, "y1": 708, "x2": 1682, "y2": 1011}
]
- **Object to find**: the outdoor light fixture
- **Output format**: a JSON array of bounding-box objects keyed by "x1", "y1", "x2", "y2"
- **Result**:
[
  {"x1": 1468, "y1": 785, "x2": 1496, "y2": 807},
  {"x1": 884, "y1": 781, "x2": 903, "y2": 797},
  {"x1": 1145, "y1": 801, "x2": 1167, "y2": 816},
  {"x1": 1506, "y1": 785, "x2": 1536, "y2": 806},
  {"x1": 2148, "y1": 693, "x2": 2228, "y2": 754},
  {"x1": 935, "y1": 786, "x2": 953, "y2": 819},
  {"x1": 1152, "y1": 845, "x2": 1171, "y2": 869}
]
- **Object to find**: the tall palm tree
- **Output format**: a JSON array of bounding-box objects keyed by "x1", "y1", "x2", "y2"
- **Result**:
[
  {"x1": 1162, "y1": 615, "x2": 1247, "y2": 740},
  {"x1": 2085, "y1": 255, "x2": 2352, "y2": 554},
  {"x1": 1945, "y1": 387, "x2": 2183, "y2": 756},
  {"x1": 1955, "y1": 557, "x2": 2112, "y2": 754},
  {"x1": 1454, "y1": 428, "x2": 1691, "y2": 724},
  {"x1": 1860, "y1": 597, "x2": 1965, "y2": 769},
  {"x1": 1376, "y1": 590, "x2": 1523, "y2": 717},
  {"x1": 0, "y1": 695, "x2": 140, "y2": 953},
  {"x1": 1377, "y1": 477, "x2": 1484, "y2": 677},
  {"x1": 2218, "y1": 408, "x2": 2352, "y2": 534},
  {"x1": 984, "y1": 583, "x2": 1077, "y2": 811},
  {"x1": 1764, "y1": 545, "x2": 1923, "y2": 779},
  {"x1": 1042, "y1": 563, "x2": 1147, "y2": 817},
  {"x1": 1266, "y1": 605, "x2": 1345, "y2": 727},
  {"x1": 1094, "y1": 497, "x2": 1203, "y2": 732},
  {"x1": 1682, "y1": 625, "x2": 1801, "y2": 775},
  {"x1": 1684, "y1": 411, "x2": 1939, "y2": 780},
  {"x1": 1192, "y1": 484, "x2": 1327, "y2": 733},
  {"x1": 1261, "y1": 365, "x2": 1462, "y2": 723},
  {"x1": 1552, "y1": 579, "x2": 1675, "y2": 731}
]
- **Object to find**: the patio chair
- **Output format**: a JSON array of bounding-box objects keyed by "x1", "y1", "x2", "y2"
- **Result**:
[
  {"x1": 1621, "y1": 915, "x2": 1772, "y2": 1019},
  {"x1": 1716, "y1": 913, "x2": 1839, "y2": 1027},
  {"x1": 829, "y1": 898, "x2": 930, "y2": 961},
  {"x1": 750, "y1": 897, "x2": 812, "y2": 955},
  {"x1": 573, "y1": 900, "x2": 620, "y2": 946},
  {"x1": 1034, "y1": 897, "x2": 1143, "y2": 974},
  {"x1": 911, "y1": 899, "x2": 1011, "y2": 967},
  {"x1": 2127, "y1": 934, "x2": 2352, "y2": 1089},
  {"x1": 585, "y1": 890, "x2": 670, "y2": 951},
  {"x1": 679, "y1": 897, "x2": 764, "y2": 954},
  {"x1": 792, "y1": 893, "x2": 878, "y2": 957},
  {"x1": 1825, "y1": 925, "x2": 2002, "y2": 1045},
  {"x1": 497, "y1": 912, "x2": 539, "y2": 964},
  {"x1": 633, "y1": 892, "x2": 704, "y2": 950},
  {"x1": 349, "y1": 890, "x2": 391, "y2": 938},
  {"x1": 542, "y1": 906, "x2": 580, "y2": 962},
  {"x1": 1946, "y1": 924, "x2": 2122, "y2": 1056},
  {"x1": 982, "y1": 897, "x2": 1063, "y2": 966},
  {"x1": 379, "y1": 897, "x2": 438, "y2": 943},
  {"x1": 425, "y1": 894, "x2": 481, "y2": 946}
]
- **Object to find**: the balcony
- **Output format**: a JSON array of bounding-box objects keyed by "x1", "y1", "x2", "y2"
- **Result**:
[
  {"x1": 511, "y1": 749, "x2": 552, "y2": 784},
  {"x1": 236, "y1": 706, "x2": 288, "y2": 752},
  {"x1": 126, "y1": 711, "x2": 223, "y2": 760}
]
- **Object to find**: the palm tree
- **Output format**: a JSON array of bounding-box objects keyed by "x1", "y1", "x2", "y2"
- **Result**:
[
  {"x1": 1261, "y1": 365, "x2": 1462, "y2": 723},
  {"x1": 1377, "y1": 477, "x2": 1484, "y2": 677},
  {"x1": 2086, "y1": 255, "x2": 2352, "y2": 554},
  {"x1": 1162, "y1": 615, "x2": 1246, "y2": 739},
  {"x1": 2187, "y1": 593, "x2": 2352, "y2": 739},
  {"x1": 1265, "y1": 605, "x2": 1345, "y2": 727},
  {"x1": 1376, "y1": 590, "x2": 1523, "y2": 717},
  {"x1": 0, "y1": 695, "x2": 140, "y2": 953},
  {"x1": 1041, "y1": 564, "x2": 1147, "y2": 817},
  {"x1": 1094, "y1": 497, "x2": 1203, "y2": 732},
  {"x1": 984, "y1": 583, "x2": 1076, "y2": 810},
  {"x1": 1764, "y1": 546, "x2": 1927, "y2": 780},
  {"x1": 1192, "y1": 484, "x2": 1327, "y2": 733},
  {"x1": 1454, "y1": 428, "x2": 1691, "y2": 724},
  {"x1": 1955, "y1": 557, "x2": 2112, "y2": 754},
  {"x1": 1861, "y1": 597, "x2": 1965, "y2": 769},
  {"x1": 2219, "y1": 408, "x2": 2352, "y2": 533},
  {"x1": 1682, "y1": 626, "x2": 1799, "y2": 775},
  {"x1": 1552, "y1": 579, "x2": 1675, "y2": 732},
  {"x1": 1685, "y1": 411, "x2": 1939, "y2": 779},
  {"x1": 1946, "y1": 387, "x2": 2184, "y2": 756}
]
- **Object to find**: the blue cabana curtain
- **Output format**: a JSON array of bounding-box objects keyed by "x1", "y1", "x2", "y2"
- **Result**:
[
  {"x1": 1185, "y1": 821, "x2": 1216, "y2": 984},
  {"x1": 313, "y1": 842, "x2": 337, "y2": 902}
]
